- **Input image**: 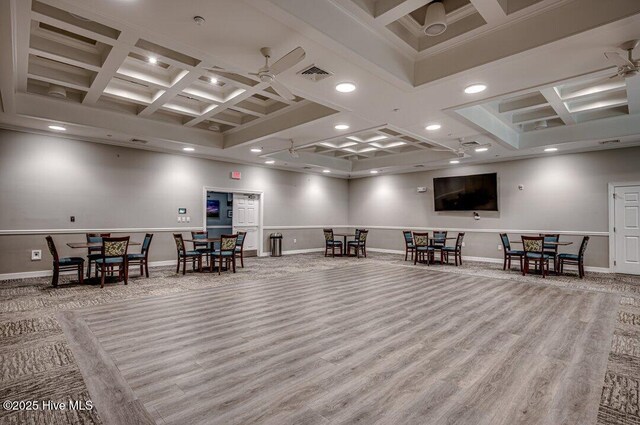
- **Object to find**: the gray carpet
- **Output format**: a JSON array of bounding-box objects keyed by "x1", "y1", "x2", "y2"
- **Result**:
[{"x1": 1, "y1": 252, "x2": 639, "y2": 424}]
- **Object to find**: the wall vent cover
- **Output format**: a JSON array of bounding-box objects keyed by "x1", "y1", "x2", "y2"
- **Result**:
[
  {"x1": 298, "y1": 64, "x2": 333, "y2": 82},
  {"x1": 129, "y1": 138, "x2": 148, "y2": 144},
  {"x1": 598, "y1": 139, "x2": 620, "y2": 145},
  {"x1": 461, "y1": 140, "x2": 480, "y2": 147}
]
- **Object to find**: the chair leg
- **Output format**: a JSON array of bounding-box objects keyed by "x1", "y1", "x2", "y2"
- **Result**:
[
  {"x1": 86, "y1": 260, "x2": 91, "y2": 278},
  {"x1": 100, "y1": 265, "x2": 105, "y2": 288},
  {"x1": 240, "y1": 252, "x2": 244, "y2": 268},
  {"x1": 176, "y1": 259, "x2": 180, "y2": 274},
  {"x1": 182, "y1": 258, "x2": 186, "y2": 275},
  {"x1": 52, "y1": 265, "x2": 59, "y2": 287},
  {"x1": 522, "y1": 258, "x2": 527, "y2": 276},
  {"x1": 145, "y1": 260, "x2": 150, "y2": 278},
  {"x1": 78, "y1": 264, "x2": 84, "y2": 285},
  {"x1": 124, "y1": 260, "x2": 129, "y2": 285},
  {"x1": 232, "y1": 256, "x2": 236, "y2": 273}
]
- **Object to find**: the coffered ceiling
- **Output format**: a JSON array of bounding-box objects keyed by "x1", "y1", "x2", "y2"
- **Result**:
[{"x1": 0, "y1": 0, "x2": 639, "y2": 177}]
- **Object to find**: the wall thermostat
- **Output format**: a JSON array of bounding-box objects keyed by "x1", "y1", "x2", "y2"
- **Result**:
[
  {"x1": 178, "y1": 208, "x2": 187, "y2": 214},
  {"x1": 518, "y1": 184, "x2": 524, "y2": 190}
]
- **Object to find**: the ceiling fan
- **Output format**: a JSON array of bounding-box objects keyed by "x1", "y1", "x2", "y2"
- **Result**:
[
  {"x1": 205, "y1": 47, "x2": 305, "y2": 101},
  {"x1": 604, "y1": 39, "x2": 639, "y2": 78},
  {"x1": 431, "y1": 138, "x2": 491, "y2": 157},
  {"x1": 288, "y1": 139, "x2": 300, "y2": 158}
]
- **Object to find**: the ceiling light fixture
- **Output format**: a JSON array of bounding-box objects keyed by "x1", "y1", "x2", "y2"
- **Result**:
[
  {"x1": 464, "y1": 84, "x2": 487, "y2": 94},
  {"x1": 48, "y1": 125, "x2": 66, "y2": 131},
  {"x1": 424, "y1": 1, "x2": 447, "y2": 36},
  {"x1": 334, "y1": 124, "x2": 350, "y2": 130},
  {"x1": 322, "y1": 169, "x2": 331, "y2": 173},
  {"x1": 210, "y1": 76, "x2": 218, "y2": 84},
  {"x1": 449, "y1": 160, "x2": 460, "y2": 164},
  {"x1": 425, "y1": 124, "x2": 441, "y2": 131},
  {"x1": 148, "y1": 56, "x2": 157, "y2": 64},
  {"x1": 183, "y1": 147, "x2": 195, "y2": 152},
  {"x1": 475, "y1": 147, "x2": 489, "y2": 152},
  {"x1": 250, "y1": 147, "x2": 262, "y2": 153},
  {"x1": 544, "y1": 148, "x2": 558, "y2": 152},
  {"x1": 265, "y1": 160, "x2": 275, "y2": 164},
  {"x1": 370, "y1": 170, "x2": 379, "y2": 174},
  {"x1": 335, "y1": 82, "x2": 356, "y2": 93}
]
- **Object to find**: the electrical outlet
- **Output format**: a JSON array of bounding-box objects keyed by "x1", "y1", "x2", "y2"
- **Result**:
[
  {"x1": 186, "y1": 216, "x2": 191, "y2": 223},
  {"x1": 31, "y1": 250, "x2": 42, "y2": 261},
  {"x1": 461, "y1": 242, "x2": 465, "y2": 247},
  {"x1": 498, "y1": 244, "x2": 502, "y2": 251},
  {"x1": 177, "y1": 216, "x2": 181, "y2": 223},
  {"x1": 293, "y1": 238, "x2": 297, "y2": 244}
]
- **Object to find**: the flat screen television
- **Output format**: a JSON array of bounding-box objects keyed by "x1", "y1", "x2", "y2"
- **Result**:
[
  {"x1": 433, "y1": 173, "x2": 498, "y2": 211},
  {"x1": 206, "y1": 199, "x2": 220, "y2": 218}
]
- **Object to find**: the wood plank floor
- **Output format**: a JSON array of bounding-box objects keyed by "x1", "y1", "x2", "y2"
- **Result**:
[{"x1": 72, "y1": 264, "x2": 620, "y2": 425}]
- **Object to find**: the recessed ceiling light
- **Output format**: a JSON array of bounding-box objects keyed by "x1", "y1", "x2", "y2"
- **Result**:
[
  {"x1": 475, "y1": 147, "x2": 489, "y2": 152},
  {"x1": 464, "y1": 84, "x2": 487, "y2": 94},
  {"x1": 322, "y1": 169, "x2": 331, "y2": 173},
  {"x1": 334, "y1": 124, "x2": 350, "y2": 130},
  {"x1": 183, "y1": 147, "x2": 195, "y2": 152},
  {"x1": 48, "y1": 125, "x2": 66, "y2": 131},
  {"x1": 544, "y1": 147, "x2": 558, "y2": 152},
  {"x1": 370, "y1": 170, "x2": 379, "y2": 174},
  {"x1": 250, "y1": 147, "x2": 262, "y2": 153},
  {"x1": 449, "y1": 160, "x2": 460, "y2": 164},
  {"x1": 335, "y1": 82, "x2": 356, "y2": 93},
  {"x1": 265, "y1": 160, "x2": 275, "y2": 164},
  {"x1": 425, "y1": 124, "x2": 441, "y2": 131},
  {"x1": 148, "y1": 56, "x2": 157, "y2": 64},
  {"x1": 210, "y1": 77, "x2": 218, "y2": 84}
]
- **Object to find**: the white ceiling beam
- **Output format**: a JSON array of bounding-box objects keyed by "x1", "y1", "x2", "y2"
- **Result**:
[
  {"x1": 350, "y1": 148, "x2": 454, "y2": 171},
  {"x1": 455, "y1": 105, "x2": 520, "y2": 149},
  {"x1": 0, "y1": 0, "x2": 17, "y2": 112},
  {"x1": 625, "y1": 74, "x2": 640, "y2": 115},
  {"x1": 374, "y1": 0, "x2": 432, "y2": 26},
  {"x1": 138, "y1": 68, "x2": 206, "y2": 117},
  {"x1": 13, "y1": 0, "x2": 31, "y2": 93},
  {"x1": 268, "y1": 150, "x2": 353, "y2": 172},
  {"x1": 540, "y1": 87, "x2": 576, "y2": 125},
  {"x1": 29, "y1": 35, "x2": 102, "y2": 73},
  {"x1": 468, "y1": 0, "x2": 507, "y2": 24},
  {"x1": 184, "y1": 83, "x2": 268, "y2": 127},
  {"x1": 83, "y1": 31, "x2": 138, "y2": 105}
]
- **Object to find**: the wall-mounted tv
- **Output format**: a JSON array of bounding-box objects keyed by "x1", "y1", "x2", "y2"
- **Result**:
[
  {"x1": 433, "y1": 173, "x2": 498, "y2": 211},
  {"x1": 206, "y1": 199, "x2": 220, "y2": 218}
]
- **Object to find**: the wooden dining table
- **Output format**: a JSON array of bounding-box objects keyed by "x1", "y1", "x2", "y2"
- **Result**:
[
  {"x1": 67, "y1": 241, "x2": 141, "y2": 249},
  {"x1": 333, "y1": 233, "x2": 356, "y2": 248},
  {"x1": 510, "y1": 240, "x2": 573, "y2": 246}
]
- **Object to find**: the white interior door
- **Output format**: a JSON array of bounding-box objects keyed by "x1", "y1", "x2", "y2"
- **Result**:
[
  {"x1": 233, "y1": 193, "x2": 259, "y2": 252},
  {"x1": 614, "y1": 185, "x2": 640, "y2": 275}
]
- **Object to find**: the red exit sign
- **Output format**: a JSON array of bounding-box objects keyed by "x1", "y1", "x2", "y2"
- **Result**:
[{"x1": 230, "y1": 171, "x2": 241, "y2": 180}]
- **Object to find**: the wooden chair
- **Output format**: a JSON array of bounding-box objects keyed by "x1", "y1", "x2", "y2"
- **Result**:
[
  {"x1": 557, "y1": 236, "x2": 590, "y2": 278},
  {"x1": 191, "y1": 231, "x2": 211, "y2": 267},
  {"x1": 173, "y1": 233, "x2": 202, "y2": 275},
  {"x1": 95, "y1": 236, "x2": 130, "y2": 288},
  {"x1": 522, "y1": 236, "x2": 551, "y2": 278},
  {"x1": 235, "y1": 231, "x2": 247, "y2": 267},
  {"x1": 127, "y1": 233, "x2": 153, "y2": 277},
  {"x1": 348, "y1": 229, "x2": 369, "y2": 258},
  {"x1": 499, "y1": 233, "x2": 524, "y2": 271},
  {"x1": 540, "y1": 233, "x2": 560, "y2": 273},
  {"x1": 413, "y1": 232, "x2": 434, "y2": 265},
  {"x1": 403, "y1": 230, "x2": 415, "y2": 261},
  {"x1": 211, "y1": 234, "x2": 238, "y2": 275},
  {"x1": 430, "y1": 230, "x2": 448, "y2": 263},
  {"x1": 45, "y1": 236, "x2": 84, "y2": 287},
  {"x1": 442, "y1": 232, "x2": 465, "y2": 266},
  {"x1": 323, "y1": 229, "x2": 343, "y2": 257},
  {"x1": 86, "y1": 233, "x2": 110, "y2": 278}
]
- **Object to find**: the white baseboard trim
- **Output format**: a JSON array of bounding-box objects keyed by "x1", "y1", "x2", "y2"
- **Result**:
[{"x1": 0, "y1": 259, "x2": 179, "y2": 281}]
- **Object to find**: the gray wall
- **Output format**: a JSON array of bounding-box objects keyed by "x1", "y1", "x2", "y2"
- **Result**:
[
  {"x1": 0, "y1": 129, "x2": 349, "y2": 274},
  {"x1": 348, "y1": 147, "x2": 640, "y2": 268}
]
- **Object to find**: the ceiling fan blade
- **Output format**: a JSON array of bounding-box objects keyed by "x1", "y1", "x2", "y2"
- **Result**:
[
  {"x1": 271, "y1": 47, "x2": 306, "y2": 75},
  {"x1": 604, "y1": 51, "x2": 634, "y2": 68},
  {"x1": 270, "y1": 78, "x2": 296, "y2": 101}
]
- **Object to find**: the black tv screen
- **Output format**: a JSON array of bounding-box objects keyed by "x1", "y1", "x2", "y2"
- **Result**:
[{"x1": 433, "y1": 173, "x2": 498, "y2": 211}]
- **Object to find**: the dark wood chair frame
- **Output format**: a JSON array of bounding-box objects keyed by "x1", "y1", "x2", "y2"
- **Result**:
[
  {"x1": 127, "y1": 233, "x2": 153, "y2": 278},
  {"x1": 500, "y1": 233, "x2": 524, "y2": 271},
  {"x1": 413, "y1": 232, "x2": 434, "y2": 265},
  {"x1": 540, "y1": 233, "x2": 560, "y2": 274},
  {"x1": 211, "y1": 234, "x2": 238, "y2": 275},
  {"x1": 430, "y1": 230, "x2": 448, "y2": 263},
  {"x1": 522, "y1": 236, "x2": 550, "y2": 278},
  {"x1": 348, "y1": 229, "x2": 368, "y2": 258},
  {"x1": 403, "y1": 230, "x2": 415, "y2": 261},
  {"x1": 46, "y1": 236, "x2": 84, "y2": 287},
  {"x1": 557, "y1": 236, "x2": 590, "y2": 278},
  {"x1": 191, "y1": 230, "x2": 212, "y2": 267},
  {"x1": 96, "y1": 236, "x2": 130, "y2": 288},
  {"x1": 235, "y1": 231, "x2": 247, "y2": 268},
  {"x1": 86, "y1": 232, "x2": 111, "y2": 278},
  {"x1": 173, "y1": 233, "x2": 202, "y2": 275},
  {"x1": 323, "y1": 228, "x2": 343, "y2": 257},
  {"x1": 442, "y1": 232, "x2": 465, "y2": 266}
]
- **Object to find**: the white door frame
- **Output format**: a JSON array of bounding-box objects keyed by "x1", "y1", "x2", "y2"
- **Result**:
[
  {"x1": 608, "y1": 181, "x2": 640, "y2": 272},
  {"x1": 203, "y1": 186, "x2": 265, "y2": 257}
]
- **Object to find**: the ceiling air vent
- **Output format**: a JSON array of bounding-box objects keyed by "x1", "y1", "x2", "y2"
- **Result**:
[
  {"x1": 461, "y1": 140, "x2": 480, "y2": 147},
  {"x1": 129, "y1": 138, "x2": 148, "y2": 144},
  {"x1": 298, "y1": 64, "x2": 333, "y2": 82},
  {"x1": 598, "y1": 139, "x2": 620, "y2": 145}
]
